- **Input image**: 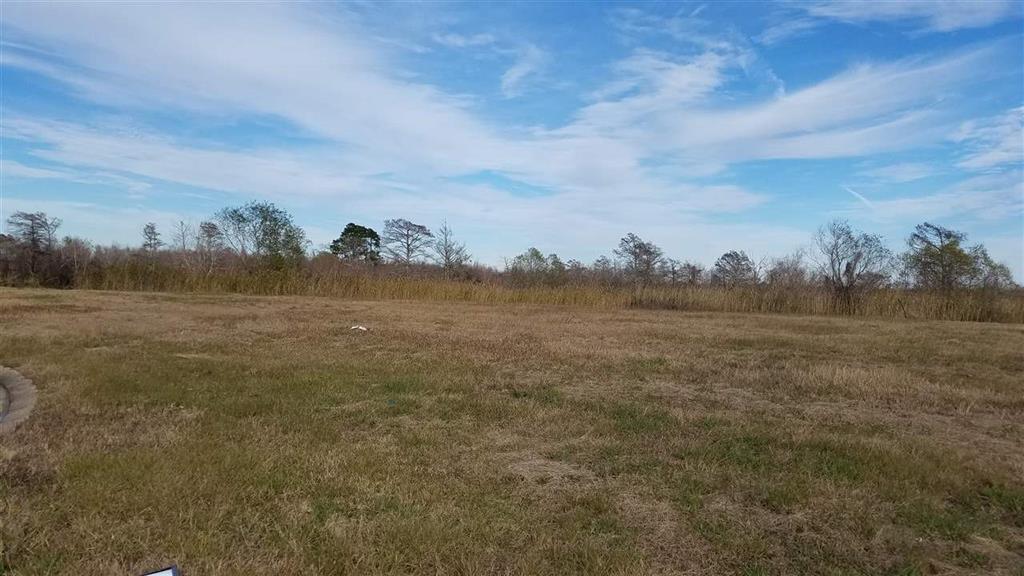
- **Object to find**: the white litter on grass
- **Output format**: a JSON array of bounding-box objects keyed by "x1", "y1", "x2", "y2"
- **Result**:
[{"x1": 350, "y1": 325, "x2": 368, "y2": 331}]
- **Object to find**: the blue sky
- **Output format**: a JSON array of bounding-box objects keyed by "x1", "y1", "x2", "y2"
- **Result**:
[{"x1": 1, "y1": 1, "x2": 1022, "y2": 277}]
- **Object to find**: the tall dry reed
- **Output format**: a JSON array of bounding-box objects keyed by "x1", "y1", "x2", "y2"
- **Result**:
[{"x1": 70, "y1": 261, "x2": 1024, "y2": 323}]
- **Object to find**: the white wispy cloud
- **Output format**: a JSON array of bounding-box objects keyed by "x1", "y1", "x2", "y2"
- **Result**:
[
  {"x1": 755, "y1": 17, "x2": 821, "y2": 45},
  {"x1": 432, "y1": 32, "x2": 496, "y2": 48},
  {"x1": 431, "y1": 30, "x2": 545, "y2": 99},
  {"x1": 582, "y1": 50, "x2": 729, "y2": 112},
  {"x1": 567, "y1": 43, "x2": 1002, "y2": 170},
  {"x1": 610, "y1": 7, "x2": 748, "y2": 53},
  {"x1": 757, "y1": 1, "x2": 1020, "y2": 47},
  {"x1": 2, "y1": 118, "x2": 380, "y2": 200},
  {"x1": 0, "y1": 3, "x2": 508, "y2": 176},
  {"x1": 867, "y1": 171, "x2": 1023, "y2": 222},
  {"x1": 0, "y1": 157, "x2": 153, "y2": 195},
  {"x1": 859, "y1": 162, "x2": 937, "y2": 183},
  {"x1": 803, "y1": 0, "x2": 1020, "y2": 33},
  {"x1": 951, "y1": 107, "x2": 1024, "y2": 171},
  {"x1": 500, "y1": 44, "x2": 547, "y2": 98},
  {"x1": 1, "y1": 158, "x2": 70, "y2": 180}
]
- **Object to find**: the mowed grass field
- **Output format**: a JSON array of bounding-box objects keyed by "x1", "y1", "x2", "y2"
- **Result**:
[{"x1": 1, "y1": 288, "x2": 1023, "y2": 575}]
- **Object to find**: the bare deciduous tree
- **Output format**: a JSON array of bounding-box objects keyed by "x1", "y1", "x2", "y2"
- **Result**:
[
  {"x1": 813, "y1": 220, "x2": 891, "y2": 312},
  {"x1": 591, "y1": 255, "x2": 618, "y2": 286},
  {"x1": 432, "y1": 221, "x2": 470, "y2": 276},
  {"x1": 967, "y1": 245, "x2": 1016, "y2": 290},
  {"x1": 59, "y1": 236, "x2": 92, "y2": 279},
  {"x1": 659, "y1": 258, "x2": 683, "y2": 283},
  {"x1": 5, "y1": 211, "x2": 62, "y2": 277},
  {"x1": 8, "y1": 211, "x2": 61, "y2": 253},
  {"x1": 680, "y1": 261, "x2": 705, "y2": 285},
  {"x1": 195, "y1": 221, "x2": 224, "y2": 274},
  {"x1": 172, "y1": 221, "x2": 194, "y2": 252},
  {"x1": 172, "y1": 221, "x2": 195, "y2": 271},
  {"x1": 381, "y1": 219, "x2": 433, "y2": 264},
  {"x1": 614, "y1": 233, "x2": 663, "y2": 286},
  {"x1": 712, "y1": 250, "x2": 758, "y2": 287},
  {"x1": 764, "y1": 250, "x2": 809, "y2": 287}
]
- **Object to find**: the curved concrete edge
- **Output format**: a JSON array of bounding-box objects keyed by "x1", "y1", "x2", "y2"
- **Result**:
[{"x1": 0, "y1": 366, "x2": 36, "y2": 434}]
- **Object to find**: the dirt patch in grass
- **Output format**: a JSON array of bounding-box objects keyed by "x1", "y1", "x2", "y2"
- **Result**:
[{"x1": 504, "y1": 451, "x2": 596, "y2": 486}]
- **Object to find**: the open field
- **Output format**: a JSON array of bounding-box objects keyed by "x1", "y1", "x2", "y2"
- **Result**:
[{"x1": 1, "y1": 288, "x2": 1023, "y2": 575}]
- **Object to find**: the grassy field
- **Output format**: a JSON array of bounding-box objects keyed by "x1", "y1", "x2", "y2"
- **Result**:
[{"x1": 1, "y1": 288, "x2": 1022, "y2": 575}]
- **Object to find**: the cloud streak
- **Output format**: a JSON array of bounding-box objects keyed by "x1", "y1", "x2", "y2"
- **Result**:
[
  {"x1": 843, "y1": 186, "x2": 875, "y2": 209},
  {"x1": 500, "y1": 44, "x2": 547, "y2": 98},
  {"x1": 803, "y1": 0, "x2": 1020, "y2": 33},
  {"x1": 859, "y1": 163, "x2": 936, "y2": 183},
  {"x1": 432, "y1": 32, "x2": 496, "y2": 48}
]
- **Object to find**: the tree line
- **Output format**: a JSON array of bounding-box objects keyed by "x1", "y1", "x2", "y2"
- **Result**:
[
  {"x1": 130, "y1": 204, "x2": 473, "y2": 276},
  {"x1": 1, "y1": 200, "x2": 1017, "y2": 318},
  {"x1": 506, "y1": 220, "x2": 1014, "y2": 297}
]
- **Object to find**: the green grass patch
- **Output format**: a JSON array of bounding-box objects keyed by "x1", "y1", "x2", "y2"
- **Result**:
[{"x1": 607, "y1": 402, "x2": 678, "y2": 435}]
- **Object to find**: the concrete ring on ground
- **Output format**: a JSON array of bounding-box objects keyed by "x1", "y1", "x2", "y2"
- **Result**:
[{"x1": 0, "y1": 366, "x2": 36, "y2": 434}]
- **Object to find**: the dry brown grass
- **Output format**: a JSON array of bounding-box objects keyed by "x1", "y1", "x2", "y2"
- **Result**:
[
  {"x1": 1, "y1": 287, "x2": 1023, "y2": 575},
  {"x1": 74, "y1": 264, "x2": 1024, "y2": 323}
]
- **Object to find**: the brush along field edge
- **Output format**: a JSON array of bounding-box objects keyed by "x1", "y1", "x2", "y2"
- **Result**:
[{"x1": 74, "y1": 268, "x2": 1024, "y2": 324}]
